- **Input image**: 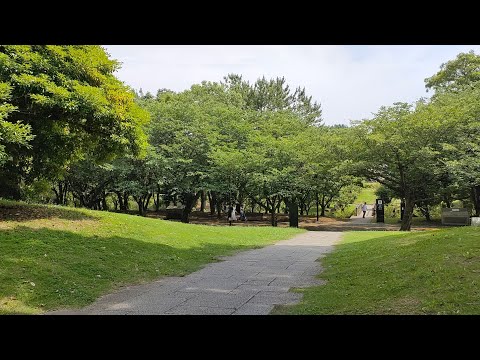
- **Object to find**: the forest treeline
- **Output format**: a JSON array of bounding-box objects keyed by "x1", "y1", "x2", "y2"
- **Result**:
[{"x1": 1, "y1": 46, "x2": 479, "y2": 230}]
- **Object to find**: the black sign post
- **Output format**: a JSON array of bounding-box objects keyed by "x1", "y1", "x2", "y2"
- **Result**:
[{"x1": 376, "y1": 198, "x2": 385, "y2": 223}]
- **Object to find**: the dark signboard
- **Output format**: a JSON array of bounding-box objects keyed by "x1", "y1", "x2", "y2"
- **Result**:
[{"x1": 376, "y1": 198, "x2": 385, "y2": 223}]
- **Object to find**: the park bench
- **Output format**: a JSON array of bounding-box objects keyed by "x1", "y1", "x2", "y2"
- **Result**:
[
  {"x1": 244, "y1": 213, "x2": 264, "y2": 221},
  {"x1": 441, "y1": 208, "x2": 470, "y2": 226},
  {"x1": 165, "y1": 207, "x2": 184, "y2": 220}
]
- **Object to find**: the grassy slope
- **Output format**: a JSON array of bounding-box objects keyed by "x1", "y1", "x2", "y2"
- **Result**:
[
  {"x1": 354, "y1": 182, "x2": 380, "y2": 205},
  {"x1": 0, "y1": 200, "x2": 303, "y2": 314},
  {"x1": 276, "y1": 227, "x2": 480, "y2": 315}
]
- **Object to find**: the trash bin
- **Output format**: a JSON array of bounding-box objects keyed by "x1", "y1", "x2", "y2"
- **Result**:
[{"x1": 472, "y1": 217, "x2": 480, "y2": 227}]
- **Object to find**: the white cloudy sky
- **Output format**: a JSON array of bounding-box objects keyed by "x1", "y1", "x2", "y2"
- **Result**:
[{"x1": 103, "y1": 45, "x2": 480, "y2": 125}]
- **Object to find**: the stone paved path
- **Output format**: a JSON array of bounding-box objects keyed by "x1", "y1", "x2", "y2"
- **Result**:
[
  {"x1": 49, "y1": 231, "x2": 342, "y2": 315},
  {"x1": 349, "y1": 204, "x2": 375, "y2": 224}
]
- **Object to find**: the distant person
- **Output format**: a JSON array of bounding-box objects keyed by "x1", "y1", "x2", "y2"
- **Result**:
[
  {"x1": 362, "y1": 202, "x2": 368, "y2": 218},
  {"x1": 228, "y1": 206, "x2": 237, "y2": 226},
  {"x1": 240, "y1": 206, "x2": 247, "y2": 221}
]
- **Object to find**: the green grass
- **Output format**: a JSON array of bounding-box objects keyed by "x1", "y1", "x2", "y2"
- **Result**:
[
  {"x1": 330, "y1": 204, "x2": 356, "y2": 219},
  {"x1": 275, "y1": 227, "x2": 480, "y2": 315},
  {"x1": 0, "y1": 199, "x2": 303, "y2": 314},
  {"x1": 354, "y1": 182, "x2": 380, "y2": 205}
]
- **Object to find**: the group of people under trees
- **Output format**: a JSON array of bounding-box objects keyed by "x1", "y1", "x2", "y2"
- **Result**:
[{"x1": 227, "y1": 205, "x2": 247, "y2": 226}]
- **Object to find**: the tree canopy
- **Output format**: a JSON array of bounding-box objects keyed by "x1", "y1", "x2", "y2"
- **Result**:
[
  {"x1": 0, "y1": 45, "x2": 148, "y2": 198},
  {"x1": 2, "y1": 46, "x2": 478, "y2": 231}
]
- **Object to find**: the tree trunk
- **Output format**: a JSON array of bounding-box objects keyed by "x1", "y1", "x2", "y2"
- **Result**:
[
  {"x1": 400, "y1": 196, "x2": 415, "y2": 231},
  {"x1": 270, "y1": 209, "x2": 277, "y2": 227},
  {"x1": 306, "y1": 202, "x2": 313, "y2": 216},
  {"x1": 288, "y1": 200, "x2": 299, "y2": 228},
  {"x1": 181, "y1": 192, "x2": 200, "y2": 223},
  {"x1": 123, "y1": 193, "x2": 129, "y2": 210},
  {"x1": 181, "y1": 201, "x2": 191, "y2": 223},
  {"x1": 419, "y1": 204, "x2": 431, "y2": 222},
  {"x1": 101, "y1": 193, "x2": 108, "y2": 211},
  {"x1": 472, "y1": 185, "x2": 480, "y2": 217},
  {"x1": 200, "y1": 190, "x2": 206, "y2": 212},
  {"x1": 52, "y1": 186, "x2": 60, "y2": 205},
  {"x1": 316, "y1": 192, "x2": 319, "y2": 222},
  {"x1": 144, "y1": 192, "x2": 152, "y2": 213},
  {"x1": 208, "y1": 191, "x2": 214, "y2": 215},
  {"x1": 0, "y1": 171, "x2": 22, "y2": 200},
  {"x1": 135, "y1": 196, "x2": 146, "y2": 216},
  {"x1": 116, "y1": 192, "x2": 124, "y2": 211},
  {"x1": 270, "y1": 198, "x2": 277, "y2": 227},
  {"x1": 320, "y1": 195, "x2": 326, "y2": 217},
  {"x1": 216, "y1": 198, "x2": 222, "y2": 219},
  {"x1": 208, "y1": 191, "x2": 216, "y2": 215},
  {"x1": 425, "y1": 208, "x2": 431, "y2": 222},
  {"x1": 59, "y1": 182, "x2": 64, "y2": 205},
  {"x1": 52, "y1": 181, "x2": 67, "y2": 205},
  {"x1": 62, "y1": 183, "x2": 68, "y2": 205},
  {"x1": 154, "y1": 185, "x2": 161, "y2": 212}
]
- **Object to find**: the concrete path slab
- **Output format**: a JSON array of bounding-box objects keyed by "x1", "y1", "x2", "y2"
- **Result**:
[{"x1": 48, "y1": 231, "x2": 342, "y2": 315}]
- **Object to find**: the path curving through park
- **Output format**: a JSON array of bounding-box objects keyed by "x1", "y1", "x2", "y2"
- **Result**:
[{"x1": 49, "y1": 231, "x2": 342, "y2": 315}]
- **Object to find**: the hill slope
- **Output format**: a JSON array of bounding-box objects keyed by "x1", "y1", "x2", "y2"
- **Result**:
[
  {"x1": 0, "y1": 200, "x2": 303, "y2": 314},
  {"x1": 276, "y1": 227, "x2": 480, "y2": 314}
]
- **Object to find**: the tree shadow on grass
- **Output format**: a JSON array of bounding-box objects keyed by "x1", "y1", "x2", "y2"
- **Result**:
[
  {"x1": 0, "y1": 226, "x2": 255, "y2": 314},
  {"x1": 275, "y1": 227, "x2": 480, "y2": 315},
  {"x1": 0, "y1": 201, "x2": 98, "y2": 222}
]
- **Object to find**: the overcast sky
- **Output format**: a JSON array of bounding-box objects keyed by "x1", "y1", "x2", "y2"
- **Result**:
[{"x1": 103, "y1": 45, "x2": 480, "y2": 125}]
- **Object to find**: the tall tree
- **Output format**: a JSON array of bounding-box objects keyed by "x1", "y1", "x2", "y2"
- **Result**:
[
  {"x1": 425, "y1": 51, "x2": 480, "y2": 215},
  {"x1": 146, "y1": 83, "x2": 231, "y2": 223},
  {"x1": 353, "y1": 102, "x2": 457, "y2": 231},
  {"x1": 223, "y1": 74, "x2": 323, "y2": 126},
  {"x1": 425, "y1": 50, "x2": 480, "y2": 94},
  {"x1": 0, "y1": 45, "x2": 148, "y2": 198},
  {"x1": 0, "y1": 82, "x2": 33, "y2": 165}
]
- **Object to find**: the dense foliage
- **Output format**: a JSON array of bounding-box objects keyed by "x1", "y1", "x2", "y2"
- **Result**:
[
  {"x1": 0, "y1": 45, "x2": 148, "y2": 198},
  {"x1": 1, "y1": 46, "x2": 479, "y2": 230}
]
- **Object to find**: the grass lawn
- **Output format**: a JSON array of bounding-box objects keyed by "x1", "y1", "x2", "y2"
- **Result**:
[
  {"x1": 0, "y1": 200, "x2": 303, "y2": 314},
  {"x1": 275, "y1": 227, "x2": 480, "y2": 315},
  {"x1": 354, "y1": 182, "x2": 380, "y2": 205}
]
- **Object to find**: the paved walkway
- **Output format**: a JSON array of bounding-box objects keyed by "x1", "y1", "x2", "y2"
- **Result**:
[
  {"x1": 49, "y1": 231, "x2": 342, "y2": 315},
  {"x1": 349, "y1": 204, "x2": 375, "y2": 224}
]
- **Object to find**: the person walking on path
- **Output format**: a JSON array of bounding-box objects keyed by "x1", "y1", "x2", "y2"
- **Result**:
[
  {"x1": 228, "y1": 206, "x2": 237, "y2": 226},
  {"x1": 239, "y1": 206, "x2": 247, "y2": 222},
  {"x1": 362, "y1": 202, "x2": 368, "y2": 218}
]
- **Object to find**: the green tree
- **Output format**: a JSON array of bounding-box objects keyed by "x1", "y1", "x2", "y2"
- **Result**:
[
  {"x1": 146, "y1": 84, "x2": 227, "y2": 223},
  {"x1": 223, "y1": 74, "x2": 323, "y2": 126},
  {"x1": 353, "y1": 102, "x2": 457, "y2": 231},
  {"x1": 309, "y1": 126, "x2": 360, "y2": 217},
  {"x1": 0, "y1": 45, "x2": 148, "y2": 198},
  {"x1": 0, "y1": 82, "x2": 34, "y2": 164},
  {"x1": 107, "y1": 150, "x2": 164, "y2": 216},
  {"x1": 425, "y1": 50, "x2": 480, "y2": 94},
  {"x1": 66, "y1": 160, "x2": 114, "y2": 210},
  {"x1": 223, "y1": 75, "x2": 324, "y2": 226},
  {"x1": 425, "y1": 51, "x2": 480, "y2": 215}
]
